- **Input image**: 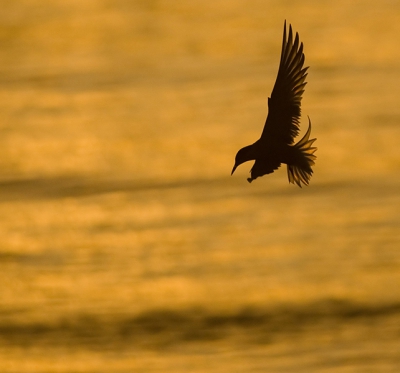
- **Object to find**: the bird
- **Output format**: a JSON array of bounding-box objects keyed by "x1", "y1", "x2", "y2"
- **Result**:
[{"x1": 231, "y1": 21, "x2": 317, "y2": 187}]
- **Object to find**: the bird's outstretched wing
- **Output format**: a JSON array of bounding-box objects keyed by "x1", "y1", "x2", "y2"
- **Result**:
[{"x1": 261, "y1": 21, "x2": 308, "y2": 144}]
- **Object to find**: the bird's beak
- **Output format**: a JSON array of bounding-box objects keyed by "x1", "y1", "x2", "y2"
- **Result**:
[{"x1": 231, "y1": 164, "x2": 237, "y2": 175}]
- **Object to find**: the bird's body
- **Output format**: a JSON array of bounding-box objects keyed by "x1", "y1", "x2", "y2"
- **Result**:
[{"x1": 231, "y1": 21, "x2": 317, "y2": 187}]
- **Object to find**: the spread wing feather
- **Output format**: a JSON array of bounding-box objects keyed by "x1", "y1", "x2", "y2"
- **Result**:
[{"x1": 261, "y1": 21, "x2": 308, "y2": 144}]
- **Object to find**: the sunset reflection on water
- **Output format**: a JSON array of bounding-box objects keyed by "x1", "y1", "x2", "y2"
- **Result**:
[{"x1": 0, "y1": 1, "x2": 399, "y2": 372}]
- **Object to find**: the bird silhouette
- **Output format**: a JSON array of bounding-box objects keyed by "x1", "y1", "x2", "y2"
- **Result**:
[{"x1": 231, "y1": 21, "x2": 317, "y2": 187}]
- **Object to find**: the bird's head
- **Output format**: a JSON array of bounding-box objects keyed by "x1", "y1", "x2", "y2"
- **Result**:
[{"x1": 231, "y1": 145, "x2": 255, "y2": 175}]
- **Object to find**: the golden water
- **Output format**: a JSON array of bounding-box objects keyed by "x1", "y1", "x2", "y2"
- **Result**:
[{"x1": 0, "y1": 1, "x2": 399, "y2": 371}]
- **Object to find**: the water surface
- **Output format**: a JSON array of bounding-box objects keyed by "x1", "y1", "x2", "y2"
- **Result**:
[{"x1": 0, "y1": 1, "x2": 399, "y2": 372}]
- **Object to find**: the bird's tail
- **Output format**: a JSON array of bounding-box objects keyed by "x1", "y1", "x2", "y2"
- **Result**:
[{"x1": 287, "y1": 117, "x2": 317, "y2": 187}]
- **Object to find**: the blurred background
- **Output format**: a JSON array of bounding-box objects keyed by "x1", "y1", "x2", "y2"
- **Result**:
[{"x1": 0, "y1": 0, "x2": 399, "y2": 372}]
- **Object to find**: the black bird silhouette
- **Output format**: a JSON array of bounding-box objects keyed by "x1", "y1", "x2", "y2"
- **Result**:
[{"x1": 231, "y1": 21, "x2": 317, "y2": 187}]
